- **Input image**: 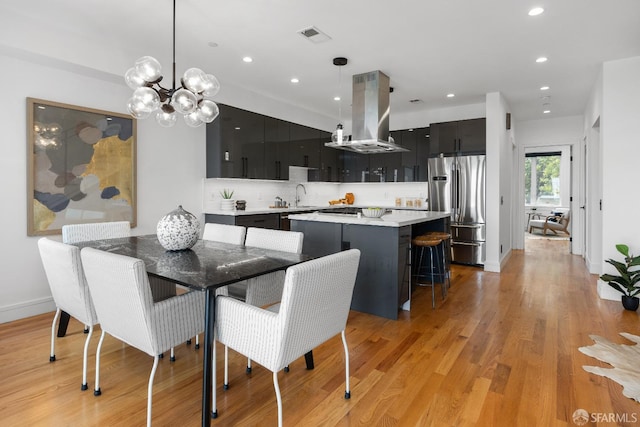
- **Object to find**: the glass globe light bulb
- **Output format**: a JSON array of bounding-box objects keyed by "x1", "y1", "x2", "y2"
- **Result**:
[
  {"x1": 202, "y1": 74, "x2": 220, "y2": 99},
  {"x1": 156, "y1": 110, "x2": 177, "y2": 127},
  {"x1": 134, "y1": 56, "x2": 162, "y2": 82},
  {"x1": 184, "y1": 111, "x2": 204, "y2": 127},
  {"x1": 171, "y1": 88, "x2": 198, "y2": 114},
  {"x1": 197, "y1": 100, "x2": 219, "y2": 123},
  {"x1": 182, "y1": 68, "x2": 208, "y2": 93},
  {"x1": 132, "y1": 87, "x2": 160, "y2": 112},
  {"x1": 125, "y1": 67, "x2": 146, "y2": 89},
  {"x1": 127, "y1": 98, "x2": 152, "y2": 119}
]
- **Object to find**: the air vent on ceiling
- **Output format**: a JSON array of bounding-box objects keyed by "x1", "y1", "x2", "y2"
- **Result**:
[
  {"x1": 409, "y1": 99, "x2": 423, "y2": 104},
  {"x1": 298, "y1": 26, "x2": 331, "y2": 43}
]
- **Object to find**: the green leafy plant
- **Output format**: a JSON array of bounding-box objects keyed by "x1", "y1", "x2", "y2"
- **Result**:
[
  {"x1": 600, "y1": 244, "x2": 640, "y2": 297},
  {"x1": 220, "y1": 189, "x2": 234, "y2": 199}
]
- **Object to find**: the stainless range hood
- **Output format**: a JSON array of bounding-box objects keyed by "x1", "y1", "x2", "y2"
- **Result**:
[{"x1": 325, "y1": 70, "x2": 408, "y2": 154}]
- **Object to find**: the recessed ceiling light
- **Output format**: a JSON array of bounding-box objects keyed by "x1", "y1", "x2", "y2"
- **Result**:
[
  {"x1": 446, "y1": 93, "x2": 455, "y2": 98},
  {"x1": 242, "y1": 56, "x2": 253, "y2": 63},
  {"x1": 528, "y1": 7, "x2": 544, "y2": 16},
  {"x1": 290, "y1": 78, "x2": 299, "y2": 84},
  {"x1": 334, "y1": 96, "x2": 341, "y2": 101},
  {"x1": 235, "y1": 127, "x2": 241, "y2": 130},
  {"x1": 536, "y1": 57, "x2": 548, "y2": 63},
  {"x1": 540, "y1": 86, "x2": 550, "y2": 91},
  {"x1": 543, "y1": 110, "x2": 551, "y2": 114}
]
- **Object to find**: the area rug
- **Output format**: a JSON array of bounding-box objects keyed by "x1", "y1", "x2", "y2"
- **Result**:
[
  {"x1": 579, "y1": 333, "x2": 640, "y2": 402},
  {"x1": 525, "y1": 232, "x2": 569, "y2": 240}
]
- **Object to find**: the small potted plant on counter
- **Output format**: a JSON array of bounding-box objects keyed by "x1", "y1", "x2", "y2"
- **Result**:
[
  {"x1": 219, "y1": 189, "x2": 235, "y2": 211},
  {"x1": 600, "y1": 244, "x2": 640, "y2": 311}
]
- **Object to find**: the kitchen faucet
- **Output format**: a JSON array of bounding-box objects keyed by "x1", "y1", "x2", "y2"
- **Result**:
[{"x1": 295, "y1": 184, "x2": 306, "y2": 207}]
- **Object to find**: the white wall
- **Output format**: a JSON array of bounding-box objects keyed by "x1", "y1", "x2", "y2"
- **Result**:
[
  {"x1": 514, "y1": 116, "x2": 583, "y2": 252},
  {"x1": 484, "y1": 92, "x2": 512, "y2": 272},
  {"x1": 597, "y1": 56, "x2": 640, "y2": 299},
  {"x1": 0, "y1": 51, "x2": 205, "y2": 323}
]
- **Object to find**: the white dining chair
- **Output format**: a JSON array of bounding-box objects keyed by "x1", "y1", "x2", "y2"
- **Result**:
[
  {"x1": 202, "y1": 222, "x2": 246, "y2": 245},
  {"x1": 230, "y1": 227, "x2": 304, "y2": 374},
  {"x1": 201, "y1": 223, "x2": 247, "y2": 302},
  {"x1": 62, "y1": 222, "x2": 176, "y2": 303},
  {"x1": 213, "y1": 249, "x2": 361, "y2": 426},
  {"x1": 62, "y1": 221, "x2": 192, "y2": 358},
  {"x1": 38, "y1": 238, "x2": 98, "y2": 391},
  {"x1": 80, "y1": 247, "x2": 205, "y2": 427}
]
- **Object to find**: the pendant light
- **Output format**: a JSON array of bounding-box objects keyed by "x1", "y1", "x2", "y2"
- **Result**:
[
  {"x1": 331, "y1": 57, "x2": 348, "y2": 144},
  {"x1": 124, "y1": 0, "x2": 220, "y2": 127}
]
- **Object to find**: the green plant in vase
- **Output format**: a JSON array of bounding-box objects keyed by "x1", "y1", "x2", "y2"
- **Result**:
[
  {"x1": 600, "y1": 244, "x2": 640, "y2": 310},
  {"x1": 219, "y1": 189, "x2": 235, "y2": 210},
  {"x1": 220, "y1": 189, "x2": 234, "y2": 199}
]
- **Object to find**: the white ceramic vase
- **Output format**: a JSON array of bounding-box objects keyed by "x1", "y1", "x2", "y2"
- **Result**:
[
  {"x1": 156, "y1": 205, "x2": 200, "y2": 251},
  {"x1": 220, "y1": 199, "x2": 236, "y2": 211}
]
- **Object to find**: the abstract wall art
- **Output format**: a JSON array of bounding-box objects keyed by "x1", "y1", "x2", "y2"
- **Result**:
[{"x1": 27, "y1": 98, "x2": 137, "y2": 236}]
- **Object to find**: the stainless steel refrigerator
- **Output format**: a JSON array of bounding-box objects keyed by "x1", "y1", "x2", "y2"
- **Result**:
[{"x1": 428, "y1": 154, "x2": 486, "y2": 265}]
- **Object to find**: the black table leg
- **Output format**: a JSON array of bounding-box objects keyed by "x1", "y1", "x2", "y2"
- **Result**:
[
  {"x1": 56, "y1": 311, "x2": 71, "y2": 337},
  {"x1": 202, "y1": 289, "x2": 215, "y2": 427},
  {"x1": 304, "y1": 350, "x2": 314, "y2": 370}
]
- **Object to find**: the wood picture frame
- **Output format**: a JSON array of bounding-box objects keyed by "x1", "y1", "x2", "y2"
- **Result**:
[{"x1": 27, "y1": 98, "x2": 137, "y2": 236}]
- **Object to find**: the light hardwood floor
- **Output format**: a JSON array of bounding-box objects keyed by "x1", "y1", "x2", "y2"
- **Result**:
[{"x1": 2, "y1": 238, "x2": 639, "y2": 426}]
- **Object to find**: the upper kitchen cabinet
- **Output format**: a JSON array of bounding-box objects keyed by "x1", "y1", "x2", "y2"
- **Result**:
[
  {"x1": 319, "y1": 131, "x2": 341, "y2": 182},
  {"x1": 264, "y1": 117, "x2": 290, "y2": 180},
  {"x1": 289, "y1": 123, "x2": 321, "y2": 169},
  {"x1": 414, "y1": 127, "x2": 430, "y2": 181},
  {"x1": 208, "y1": 104, "x2": 265, "y2": 178},
  {"x1": 429, "y1": 118, "x2": 485, "y2": 157}
]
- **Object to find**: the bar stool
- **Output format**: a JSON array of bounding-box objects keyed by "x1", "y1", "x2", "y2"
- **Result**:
[
  {"x1": 422, "y1": 231, "x2": 452, "y2": 293},
  {"x1": 411, "y1": 235, "x2": 446, "y2": 308}
]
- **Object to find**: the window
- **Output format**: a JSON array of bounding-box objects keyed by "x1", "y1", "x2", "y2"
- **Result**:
[{"x1": 525, "y1": 152, "x2": 561, "y2": 206}]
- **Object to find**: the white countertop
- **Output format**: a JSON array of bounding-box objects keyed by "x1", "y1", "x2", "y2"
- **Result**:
[
  {"x1": 205, "y1": 205, "x2": 431, "y2": 216},
  {"x1": 288, "y1": 210, "x2": 450, "y2": 227}
]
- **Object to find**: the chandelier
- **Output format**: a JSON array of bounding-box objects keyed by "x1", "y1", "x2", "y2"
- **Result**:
[{"x1": 124, "y1": 0, "x2": 220, "y2": 127}]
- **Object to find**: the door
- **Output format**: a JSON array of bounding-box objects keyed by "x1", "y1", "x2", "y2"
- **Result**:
[
  {"x1": 456, "y1": 155, "x2": 486, "y2": 224},
  {"x1": 428, "y1": 156, "x2": 454, "y2": 213}
]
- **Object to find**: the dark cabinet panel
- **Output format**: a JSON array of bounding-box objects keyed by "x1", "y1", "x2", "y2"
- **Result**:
[
  {"x1": 319, "y1": 131, "x2": 341, "y2": 182},
  {"x1": 414, "y1": 127, "x2": 430, "y2": 181},
  {"x1": 457, "y1": 118, "x2": 486, "y2": 154},
  {"x1": 429, "y1": 121, "x2": 458, "y2": 156},
  {"x1": 213, "y1": 105, "x2": 265, "y2": 178},
  {"x1": 289, "y1": 123, "x2": 321, "y2": 169},
  {"x1": 341, "y1": 151, "x2": 369, "y2": 182},
  {"x1": 429, "y1": 118, "x2": 485, "y2": 157},
  {"x1": 264, "y1": 117, "x2": 290, "y2": 180},
  {"x1": 205, "y1": 213, "x2": 280, "y2": 230}
]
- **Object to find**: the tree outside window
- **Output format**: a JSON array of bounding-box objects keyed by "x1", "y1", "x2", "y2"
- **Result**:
[{"x1": 525, "y1": 153, "x2": 561, "y2": 206}]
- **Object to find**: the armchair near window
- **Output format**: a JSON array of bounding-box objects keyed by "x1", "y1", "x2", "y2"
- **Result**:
[{"x1": 528, "y1": 208, "x2": 570, "y2": 236}]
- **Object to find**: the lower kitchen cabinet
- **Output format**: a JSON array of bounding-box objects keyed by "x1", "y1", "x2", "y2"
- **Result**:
[
  {"x1": 291, "y1": 220, "x2": 411, "y2": 320},
  {"x1": 205, "y1": 213, "x2": 280, "y2": 230}
]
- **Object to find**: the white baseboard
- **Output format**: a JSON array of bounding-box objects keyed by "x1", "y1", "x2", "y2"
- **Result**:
[
  {"x1": 0, "y1": 297, "x2": 55, "y2": 324},
  {"x1": 597, "y1": 280, "x2": 622, "y2": 301}
]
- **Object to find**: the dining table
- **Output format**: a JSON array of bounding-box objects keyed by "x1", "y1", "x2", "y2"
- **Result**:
[{"x1": 72, "y1": 234, "x2": 311, "y2": 427}]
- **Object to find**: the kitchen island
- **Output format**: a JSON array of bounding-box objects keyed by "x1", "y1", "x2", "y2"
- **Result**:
[{"x1": 289, "y1": 210, "x2": 450, "y2": 320}]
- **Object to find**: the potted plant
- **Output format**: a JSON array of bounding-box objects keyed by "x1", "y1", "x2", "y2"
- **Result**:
[
  {"x1": 600, "y1": 244, "x2": 640, "y2": 311},
  {"x1": 219, "y1": 189, "x2": 235, "y2": 211}
]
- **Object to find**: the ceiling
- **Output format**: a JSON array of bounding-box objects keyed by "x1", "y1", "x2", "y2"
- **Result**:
[{"x1": 1, "y1": 0, "x2": 639, "y2": 127}]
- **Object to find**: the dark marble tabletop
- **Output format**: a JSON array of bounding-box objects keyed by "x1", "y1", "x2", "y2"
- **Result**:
[{"x1": 74, "y1": 234, "x2": 309, "y2": 291}]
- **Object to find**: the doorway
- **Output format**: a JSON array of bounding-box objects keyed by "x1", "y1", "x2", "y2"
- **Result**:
[{"x1": 523, "y1": 145, "x2": 572, "y2": 252}]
